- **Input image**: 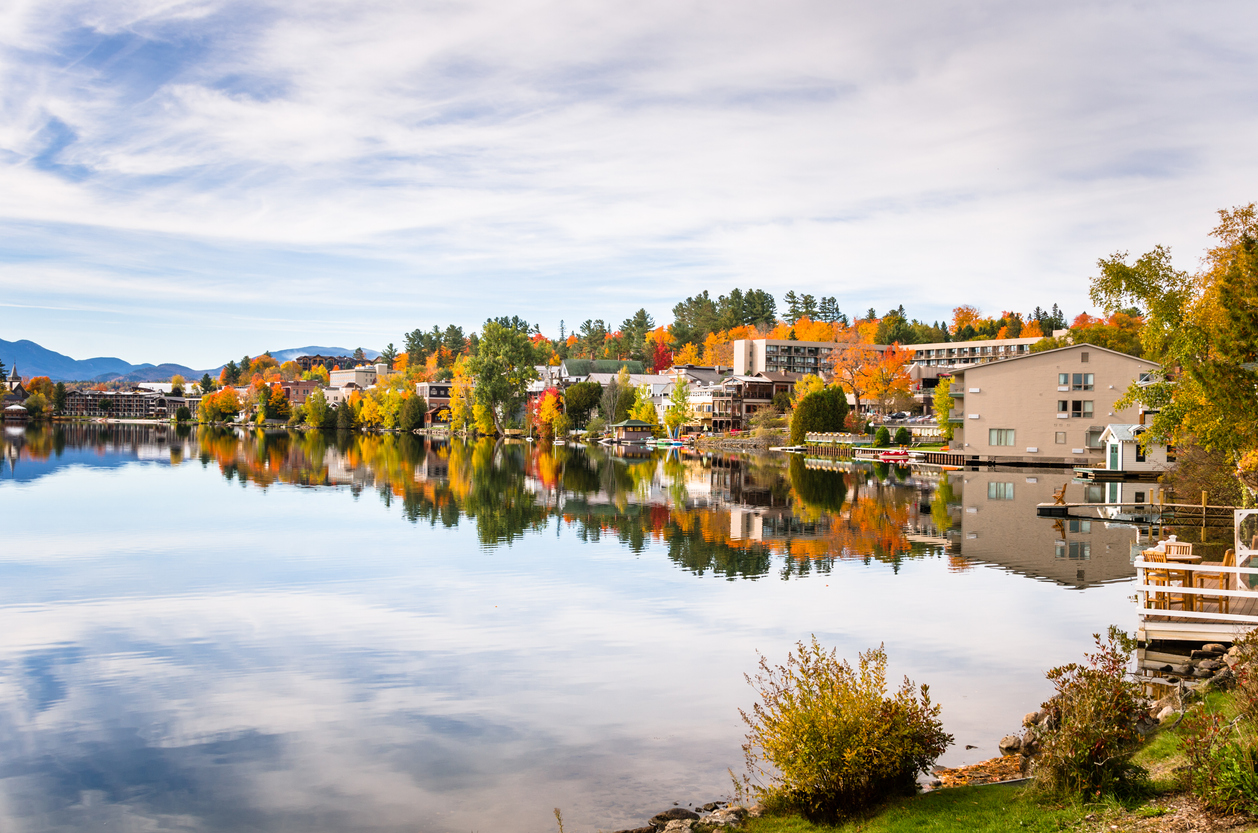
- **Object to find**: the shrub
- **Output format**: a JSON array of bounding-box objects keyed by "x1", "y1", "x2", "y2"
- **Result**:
[
  {"x1": 789, "y1": 387, "x2": 848, "y2": 446},
  {"x1": 174, "y1": 406, "x2": 192, "y2": 422},
  {"x1": 1180, "y1": 709, "x2": 1258, "y2": 813},
  {"x1": 741, "y1": 637, "x2": 951, "y2": 823},
  {"x1": 893, "y1": 427, "x2": 911, "y2": 446},
  {"x1": 1031, "y1": 627, "x2": 1149, "y2": 799},
  {"x1": 873, "y1": 426, "x2": 891, "y2": 447}
]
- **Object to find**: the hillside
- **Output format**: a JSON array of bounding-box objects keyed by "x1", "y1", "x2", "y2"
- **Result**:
[{"x1": 0, "y1": 339, "x2": 380, "y2": 382}]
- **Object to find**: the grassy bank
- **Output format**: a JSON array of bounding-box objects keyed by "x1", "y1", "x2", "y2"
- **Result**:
[{"x1": 744, "y1": 687, "x2": 1258, "y2": 832}]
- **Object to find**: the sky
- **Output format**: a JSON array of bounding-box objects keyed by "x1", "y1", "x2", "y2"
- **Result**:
[{"x1": 1, "y1": 0, "x2": 1256, "y2": 368}]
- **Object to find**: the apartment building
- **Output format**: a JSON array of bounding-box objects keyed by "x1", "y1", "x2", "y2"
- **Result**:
[
  {"x1": 732, "y1": 339, "x2": 839, "y2": 376},
  {"x1": 909, "y1": 337, "x2": 1041, "y2": 367},
  {"x1": 949, "y1": 344, "x2": 1158, "y2": 465}
]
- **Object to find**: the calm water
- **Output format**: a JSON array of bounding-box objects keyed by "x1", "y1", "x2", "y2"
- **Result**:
[{"x1": 1, "y1": 424, "x2": 1143, "y2": 832}]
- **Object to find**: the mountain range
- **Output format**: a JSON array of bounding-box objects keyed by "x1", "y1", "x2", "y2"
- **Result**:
[{"x1": 0, "y1": 339, "x2": 380, "y2": 383}]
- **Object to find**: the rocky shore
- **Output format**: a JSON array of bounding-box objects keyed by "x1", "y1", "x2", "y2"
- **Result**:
[{"x1": 606, "y1": 802, "x2": 765, "y2": 833}]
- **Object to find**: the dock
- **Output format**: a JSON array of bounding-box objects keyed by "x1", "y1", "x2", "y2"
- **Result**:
[{"x1": 1134, "y1": 509, "x2": 1258, "y2": 642}]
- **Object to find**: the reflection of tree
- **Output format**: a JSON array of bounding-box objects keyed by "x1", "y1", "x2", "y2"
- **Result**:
[{"x1": 7, "y1": 426, "x2": 946, "y2": 577}]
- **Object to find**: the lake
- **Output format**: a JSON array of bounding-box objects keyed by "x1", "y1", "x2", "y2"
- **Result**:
[{"x1": 0, "y1": 424, "x2": 1143, "y2": 832}]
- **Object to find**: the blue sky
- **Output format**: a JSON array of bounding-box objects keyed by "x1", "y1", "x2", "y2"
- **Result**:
[{"x1": 1, "y1": 0, "x2": 1256, "y2": 368}]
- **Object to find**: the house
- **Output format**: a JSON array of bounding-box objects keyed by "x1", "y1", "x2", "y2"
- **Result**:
[
  {"x1": 415, "y1": 381, "x2": 454, "y2": 427},
  {"x1": 280, "y1": 379, "x2": 322, "y2": 406},
  {"x1": 608, "y1": 419, "x2": 655, "y2": 442},
  {"x1": 2, "y1": 365, "x2": 27, "y2": 402},
  {"x1": 4, "y1": 403, "x2": 28, "y2": 422},
  {"x1": 948, "y1": 344, "x2": 1159, "y2": 465},
  {"x1": 1099, "y1": 424, "x2": 1175, "y2": 472}
]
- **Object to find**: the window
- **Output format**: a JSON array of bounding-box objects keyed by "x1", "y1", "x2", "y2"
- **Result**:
[
  {"x1": 1070, "y1": 542, "x2": 1091, "y2": 560},
  {"x1": 988, "y1": 482, "x2": 1015, "y2": 500},
  {"x1": 1135, "y1": 444, "x2": 1146, "y2": 463},
  {"x1": 1134, "y1": 491, "x2": 1146, "y2": 504},
  {"x1": 1058, "y1": 373, "x2": 1069, "y2": 386},
  {"x1": 1072, "y1": 373, "x2": 1094, "y2": 391},
  {"x1": 1070, "y1": 400, "x2": 1093, "y2": 418},
  {"x1": 1081, "y1": 351, "x2": 1090, "y2": 363},
  {"x1": 1167, "y1": 445, "x2": 1177, "y2": 463},
  {"x1": 1055, "y1": 431, "x2": 1067, "y2": 444},
  {"x1": 989, "y1": 428, "x2": 1015, "y2": 446},
  {"x1": 1068, "y1": 519, "x2": 1092, "y2": 533},
  {"x1": 1058, "y1": 400, "x2": 1068, "y2": 413},
  {"x1": 1139, "y1": 372, "x2": 1153, "y2": 382}
]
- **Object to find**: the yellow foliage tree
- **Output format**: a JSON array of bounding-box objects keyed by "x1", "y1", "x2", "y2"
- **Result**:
[
  {"x1": 791, "y1": 373, "x2": 826, "y2": 408},
  {"x1": 674, "y1": 342, "x2": 702, "y2": 365}
]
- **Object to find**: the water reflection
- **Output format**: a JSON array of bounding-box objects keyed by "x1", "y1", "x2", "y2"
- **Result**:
[{"x1": 0, "y1": 426, "x2": 1147, "y2": 832}]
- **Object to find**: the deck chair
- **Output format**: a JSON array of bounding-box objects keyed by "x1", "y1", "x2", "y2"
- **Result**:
[
  {"x1": 1195, "y1": 549, "x2": 1236, "y2": 615},
  {"x1": 1052, "y1": 484, "x2": 1068, "y2": 506},
  {"x1": 1143, "y1": 550, "x2": 1190, "y2": 612}
]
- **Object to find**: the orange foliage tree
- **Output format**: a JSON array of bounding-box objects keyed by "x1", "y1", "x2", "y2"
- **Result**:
[
  {"x1": 826, "y1": 324, "x2": 880, "y2": 412},
  {"x1": 951, "y1": 305, "x2": 982, "y2": 334},
  {"x1": 858, "y1": 343, "x2": 914, "y2": 415}
]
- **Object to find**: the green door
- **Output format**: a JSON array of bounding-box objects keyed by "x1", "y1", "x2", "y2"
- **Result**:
[{"x1": 1109, "y1": 443, "x2": 1119, "y2": 470}]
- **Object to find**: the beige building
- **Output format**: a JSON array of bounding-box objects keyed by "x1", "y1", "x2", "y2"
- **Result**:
[
  {"x1": 909, "y1": 337, "x2": 1041, "y2": 367},
  {"x1": 949, "y1": 344, "x2": 1158, "y2": 465},
  {"x1": 732, "y1": 339, "x2": 842, "y2": 376}
]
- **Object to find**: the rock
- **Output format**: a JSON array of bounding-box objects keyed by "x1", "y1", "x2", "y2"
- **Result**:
[
  {"x1": 1204, "y1": 643, "x2": 1227, "y2": 654},
  {"x1": 662, "y1": 820, "x2": 693, "y2": 833},
  {"x1": 1157, "y1": 705, "x2": 1177, "y2": 721},
  {"x1": 1192, "y1": 648, "x2": 1224, "y2": 660},
  {"x1": 1199, "y1": 659, "x2": 1224, "y2": 672},
  {"x1": 698, "y1": 803, "x2": 723, "y2": 812},
  {"x1": 1207, "y1": 667, "x2": 1236, "y2": 691},
  {"x1": 1228, "y1": 646, "x2": 1240, "y2": 657},
  {"x1": 1226, "y1": 654, "x2": 1240, "y2": 668},
  {"x1": 1193, "y1": 667, "x2": 1213, "y2": 678},
  {"x1": 1022, "y1": 711, "x2": 1040, "y2": 728},
  {"x1": 999, "y1": 734, "x2": 1022, "y2": 755},
  {"x1": 1170, "y1": 664, "x2": 1192, "y2": 675},
  {"x1": 650, "y1": 809, "x2": 700, "y2": 828},
  {"x1": 613, "y1": 828, "x2": 655, "y2": 833},
  {"x1": 746, "y1": 805, "x2": 766, "y2": 819},
  {"x1": 703, "y1": 807, "x2": 748, "y2": 827},
  {"x1": 926, "y1": 778, "x2": 943, "y2": 788}
]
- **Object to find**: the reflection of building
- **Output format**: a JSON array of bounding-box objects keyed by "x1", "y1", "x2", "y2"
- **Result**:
[{"x1": 946, "y1": 469, "x2": 1163, "y2": 587}]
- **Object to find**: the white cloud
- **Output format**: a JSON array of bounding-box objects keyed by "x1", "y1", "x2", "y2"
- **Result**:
[{"x1": 0, "y1": 0, "x2": 1255, "y2": 363}]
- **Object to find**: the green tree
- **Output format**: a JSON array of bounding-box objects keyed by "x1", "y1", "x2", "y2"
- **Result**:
[
  {"x1": 353, "y1": 347, "x2": 366, "y2": 362},
  {"x1": 336, "y1": 400, "x2": 357, "y2": 430},
  {"x1": 932, "y1": 380, "x2": 954, "y2": 440},
  {"x1": 304, "y1": 389, "x2": 330, "y2": 429},
  {"x1": 24, "y1": 391, "x2": 48, "y2": 418},
  {"x1": 893, "y1": 426, "x2": 911, "y2": 445},
  {"x1": 789, "y1": 387, "x2": 849, "y2": 445},
  {"x1": 200, "y1": 373, "x2": 215, "y2": 393},
  {"x1": 783, "y1": 290, "x2": 801, "y2": 324},
  {"x1": 399, "y1": 393, "x2": 428, "y2": 432},
  {"x1": 52, "y1": 382, "x2": 67, "y2": 414},
  {"x1": 664, "y1": 381, "x2": 693, "y2": 438},
  {"x1": 175, "y1": 406, "x2": 192, "y2": 422},
  {"x1": 223, "y1": 360, "x2": 239, "y2": 385},
  {"x1": 564, "y1": 381, "x2": 602, "y2": 427},
  {"x1": 380, "y1": 343, "x2": 398, "y2": 365},
  {"x1": 468, "y1": 321, "x2": 539, "y2": 433},
  {"x1": 874, "y1": 426, "x2": 891, "y2": 447}
]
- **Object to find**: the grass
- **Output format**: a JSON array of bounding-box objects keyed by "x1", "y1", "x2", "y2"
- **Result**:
[
  {"x1": 743, "y1": 686, "x2": 1258, "y2": 833},
  {"x1": 744, "y1": 784, "x2": 1093, "y2": 832}
]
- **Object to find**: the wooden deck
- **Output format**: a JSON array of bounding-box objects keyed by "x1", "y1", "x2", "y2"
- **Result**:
[{"x1": 1137, "y1": 513, "x2": 1258, "y2": 641}]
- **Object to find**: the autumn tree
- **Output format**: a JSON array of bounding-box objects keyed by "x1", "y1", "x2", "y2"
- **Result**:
[
  {"x1": 1090, "y1": 203, "x2": 1258, "y2": 482},
  {"x1": 827, "y1": 324, "x2": 879, "y2": 413},
  {"x1": 950, "y1": 305, "x2": 982, "y2": 336},
  {"x1": 860, "y1": 343, "x2": 914, "y2": 415}
]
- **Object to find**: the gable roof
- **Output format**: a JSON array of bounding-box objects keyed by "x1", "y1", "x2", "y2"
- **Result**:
[
  {"x1": 561, "y1": 359, "x2": 645, "y2": 377},
  {"x1": 951, "y1": 342, "x2": 1157, "y2": 373}
]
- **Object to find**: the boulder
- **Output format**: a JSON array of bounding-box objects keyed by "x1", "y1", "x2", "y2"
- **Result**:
[
  {"x1": 650, "y1": 809, "x2": 700, "y2": 828},
  {"x1": 1192, "y1": 649, "x2": 1224, "y2": 660},
  {"x1": 746, "y1": 805, "x2": 766, "y2": 819},
  {"x1": 1157, "y1": 704, "x2": 1177, "y2": 721},
  {"x1": 1199, "y1": 659, "x2": 1224, "y2": 672},
  {"x1": 1022, "y1": 712, "x2": 1039, "y2": 728},
  {"x1": 1204, "y1": 643, "x2": 1228, "y2": 654},
  {"x1": 1207, "y1": 667, "x2": 1236, "y2": 691},
  {"x1": 698, "y1": 803, "x2": 724, "y2": 813},
  {"x1": 662, "y1": 821, "x2": 693, "y2": 833},
  {"x1": 1193, "y1": 667, "x2": 1213, "y2": 679},
  {"x1": 703, "y1": 807, "x2": 748, "y2": 827},
  {"x1": 999, "y1": 734, "x2": 1022, "y2": 755}
]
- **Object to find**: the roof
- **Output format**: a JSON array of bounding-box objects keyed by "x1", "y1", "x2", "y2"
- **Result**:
[
  {"x1": 5, "y1": 403, "x2": 27, "y2": 411},
  {"x1": 949, "y1": 342, "x2": 1158, "y2": 373},
  {"x1": 609, "y1": 419, "x2": 655, "y2": 428},
  {"x1": 756, "y1": 371, "x2": 806, "y2": 382},
  {"x1": 561, "y1": 359, "x2": 645, "y2": 376},
  {"x1": 1100, "y1": 423, "x2": 1148, "y2": 443}
]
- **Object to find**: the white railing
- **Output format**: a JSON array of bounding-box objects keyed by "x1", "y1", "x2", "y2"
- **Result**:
[{"x1": 1134, "y1": 559, "x2": 1258, "y2": 625}]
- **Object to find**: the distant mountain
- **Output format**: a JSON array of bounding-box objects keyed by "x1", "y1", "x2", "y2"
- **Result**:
[
  {"x1": 266, "y1": 346, "x2": 381, "y2": 362},
  {"x1": 0, "y1": 338, "x2": 382, "y2": 382}
]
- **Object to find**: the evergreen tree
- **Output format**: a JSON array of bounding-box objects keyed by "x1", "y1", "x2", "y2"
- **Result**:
[
  {"x1": 53, "y1": 382, "x2": 67, "y2": 413},
  {"x1": 783, "y1": 291, "x2": 802, "y2": 324},
  {"x1": 800, "y1": 294, "x2": 819, "y2": 319}
]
